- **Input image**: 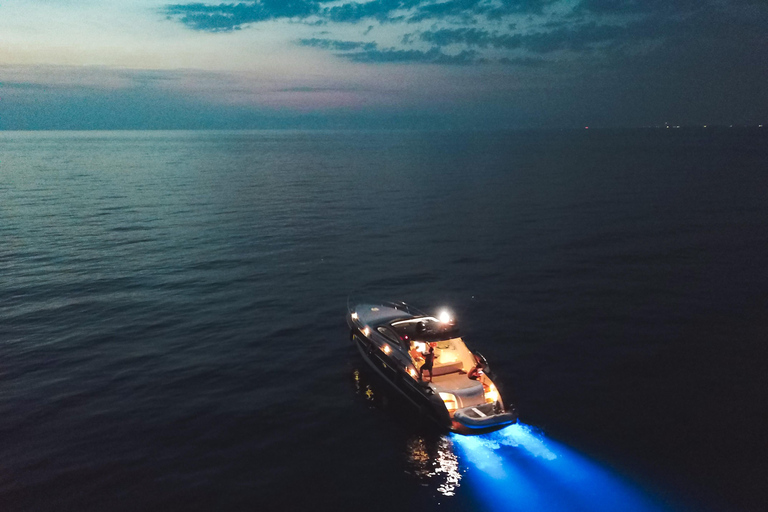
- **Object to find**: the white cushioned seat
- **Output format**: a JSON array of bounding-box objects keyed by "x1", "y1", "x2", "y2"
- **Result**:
[{"x1": 430, "y1": 361, "x2": 464, "y2": 376}]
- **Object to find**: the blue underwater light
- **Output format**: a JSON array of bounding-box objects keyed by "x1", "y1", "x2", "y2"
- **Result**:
[{"x1": 451, "y1": 423, "x2": 670, "y2": 512}]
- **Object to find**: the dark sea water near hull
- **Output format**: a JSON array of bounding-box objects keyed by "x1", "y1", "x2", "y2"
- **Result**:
[{"x1": 1, "y1": 129, "x2": 766, "y2": 512}]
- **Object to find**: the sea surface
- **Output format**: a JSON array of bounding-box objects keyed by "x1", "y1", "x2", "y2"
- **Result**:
[{"x1": 1, "y1": 129, "x2": 766, "y2": 512}]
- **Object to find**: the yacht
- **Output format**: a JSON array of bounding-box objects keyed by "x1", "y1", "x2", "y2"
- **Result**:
[{"x1": 347, "y1": 300, "x2": 517, "y2": 434}]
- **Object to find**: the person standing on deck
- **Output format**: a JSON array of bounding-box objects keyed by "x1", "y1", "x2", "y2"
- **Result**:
[{"x1": 420, "y1": 346, "x2": 435, "y2": 382}]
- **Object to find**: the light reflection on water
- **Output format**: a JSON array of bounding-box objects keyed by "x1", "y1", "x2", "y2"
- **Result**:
[
  {"x1": 452, "y1": 424, "x2": 671, "y2": 512},
  {"x1": 352, "y1": 367, "x2": 463, "y2": 497},
  {"x1": 353, "y1": 367, "x2": 669, "y2": 510},
  {"x1": 405, "y1": 436, "x2": 462, "y2": 497}
]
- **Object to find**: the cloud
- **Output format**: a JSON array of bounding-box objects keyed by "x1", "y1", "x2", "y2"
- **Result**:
[
  {"x1": 516, "y1": 22, "x2": 634, "y2": 53},
  {"x1": 299, "y1": 38, "x2": 377, "y2": 51},
  {"x1": 340, "y1": 48, "x2": 477, "y2": 65},
  {"x1": 164, "y1": 0, "x2": 564, "y2": 32},
  {"x1": 486, "y1": 0, "x2": 558, "y2": 16},
  {"x1": 407, "y1": 0, "x2": 558, "y2": 23},
  {"x1": 573, "y1": 0, "x2": 701, "y2": 15},
  {"x1": 417, "y1": 21, "x2": 646, "y2": 53},
  {"x1": 406, "y1": 0, "x2": 483, "y2": 22},
  {"x1": 164, "y1": 0, "x2": 322, "y2": 32},
  {"x1": 325, "y1": 0, "x2": 417, "y2": 23},
  {"x1": 162, "y1": 0, "x2": 768, "y2": 74},
  {"x1": 418, "y1": 27, "x2": 520, "y2": 49},
  {"x1": 164, "y1": 0, "x2": 425, "y2": 31},
  {"x1": 297, "y1": 37, "x2": 480, "y2": 64},
  {"x1": 343, "y1": 46, "x2": 478, "y2": 64}
]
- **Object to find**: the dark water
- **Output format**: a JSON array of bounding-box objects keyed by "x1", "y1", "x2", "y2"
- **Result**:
[{"x1": 1, "y1": 129, "x2": 766, "y2": 512}]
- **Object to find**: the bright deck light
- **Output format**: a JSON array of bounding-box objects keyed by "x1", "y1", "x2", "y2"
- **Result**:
[
  {"x1": 362, "y1": 326, "x2": 370, "y2": 336},
  {"x1": 439, "y1": 392, "x2": 458, "y2": 413},
  {"x1": 382, "y1": 344, "x2": 391, "y2": 354},
  {"x1": 439, "y1": 309, "x2": 452, "y2": 323},
  {"x1": 484, "y1": 383, "x2": 499, "y2": 404},
  {"x1": 351, "y1": 311, "x2": 358, "y2": 320}
]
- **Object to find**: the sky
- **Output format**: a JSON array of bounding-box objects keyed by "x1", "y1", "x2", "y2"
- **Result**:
[{"x1": 1, "y1": 0, "x2": 766, "y2": 129}]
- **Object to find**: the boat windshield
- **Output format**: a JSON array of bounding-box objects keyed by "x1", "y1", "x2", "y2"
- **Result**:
[{"x1": 390, "y1": 316, "x2": 460, "y2": 342}]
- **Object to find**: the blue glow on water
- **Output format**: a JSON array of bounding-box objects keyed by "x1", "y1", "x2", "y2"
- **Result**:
[{"x1": 452, "y1": 424, "x2": 670, "y2": 512}]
